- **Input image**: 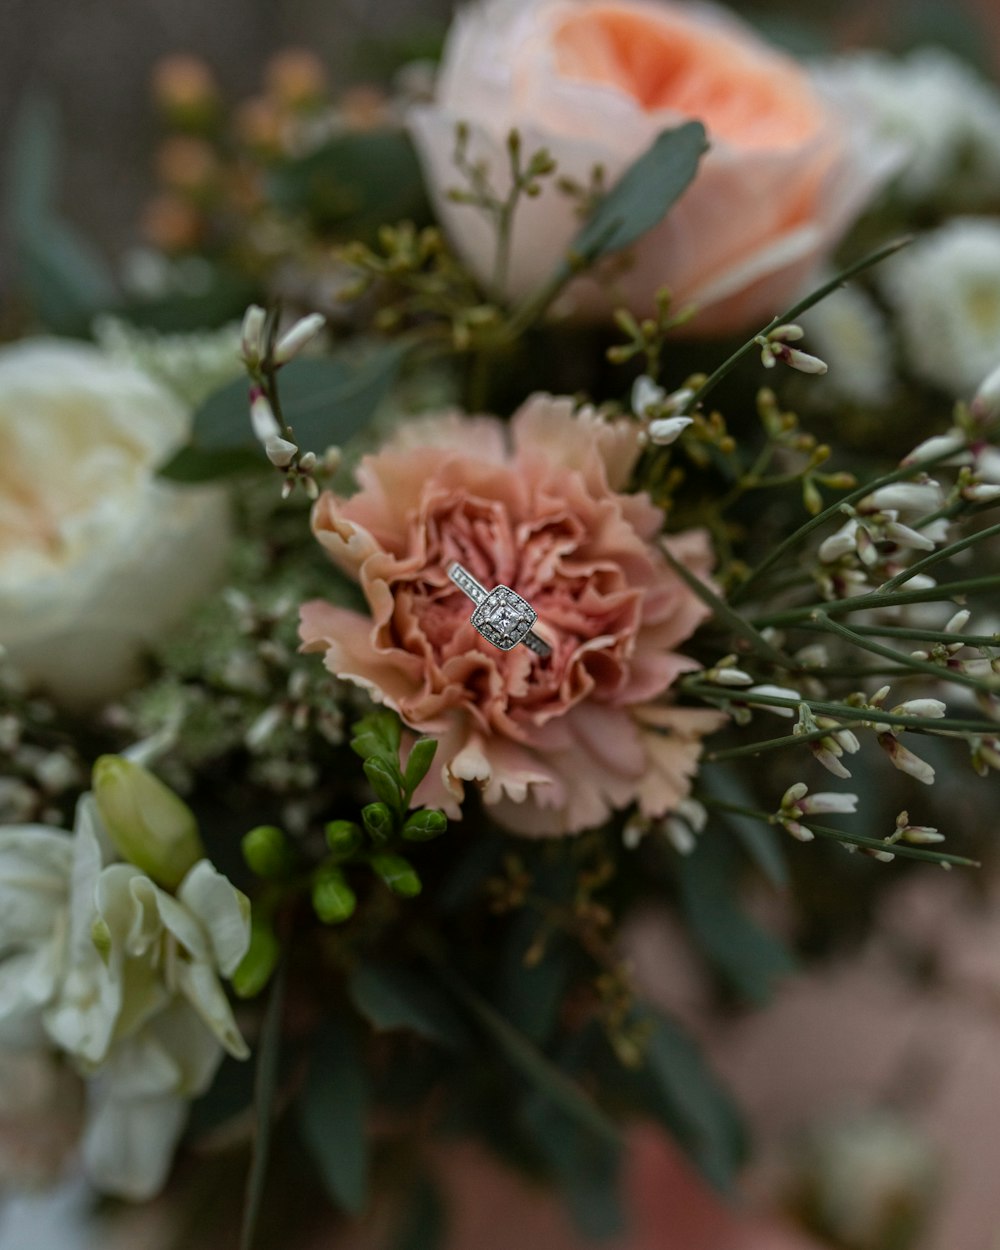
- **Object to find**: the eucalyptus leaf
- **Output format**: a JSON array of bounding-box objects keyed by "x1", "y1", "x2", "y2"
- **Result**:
[
  {"x1": 677, "y1": 832, "x2": 796, "y2": 1005},
  {"x1": 565, "y1": 121, "x2": 708, "y2": 272},
  {"x1": 297, "y1": 1018, "x2": 369, "y2": 1216},
  {"x1": 349, "y1": 963, "x2": 470, "y2": 1050},
  {"x1": 498, "y1": 910, "x2": 573, "y2": 1047},
  {"x1": 159, "y1": 344, "x2": 406, "y2": 480}
]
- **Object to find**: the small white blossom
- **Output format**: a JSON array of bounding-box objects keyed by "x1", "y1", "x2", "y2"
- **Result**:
[
  {"x1": 631, "y1": 374, "x2": 664, "y2": 415},
  {"x1": 240, "y1": 304, "x2": 267, "y2": 365},
  {"x1": 648, "y1": 415, "x2": 694, "y2": 445},
  {"x1": 902, "y1": 432, "x2": 967, "y2": 467},
  {"x1": 249, "y1": 388, "x2": 282, "y2": 443},
  {"x1": 265, "y1": 435, "x2": 299, "y2": 468},
  {"x1": 274, "y1": 312, "x2": 326, "y2": 365},
  {"x1": 972, "y1": 360, "x2": 1000, "y2": 422},
  {"x1": 878, "y1": 733, "x2": 935, "y2": 784},
  {"x1": 819, "y1": 517, "x2": 861, "y2": 563},
  {"x1": 891, "y1": 698, "x2": 947, "y2": 719},
  {"x1": 861, "y1": 481, "x2": 943, "y2": 514},
  {"x1": 746, "y1": 685, "x2": 802, "y2": 717}
]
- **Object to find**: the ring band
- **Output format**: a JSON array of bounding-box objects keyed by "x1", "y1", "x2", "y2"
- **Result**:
[{"x1": 447, "y1": 562, "x2": 552, "y2": 658}]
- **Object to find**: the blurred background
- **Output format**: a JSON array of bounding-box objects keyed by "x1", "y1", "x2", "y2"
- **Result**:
[{"x1": 1, "y1": 0, "x2": 998, "y2": 292}]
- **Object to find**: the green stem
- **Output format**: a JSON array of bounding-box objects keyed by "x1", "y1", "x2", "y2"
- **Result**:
[
  {"x1": 794, "y1": 621, "x2": 1000, "y2": 647},
  {"x1": 659, "y1": 542, "x2": 795, "y2": 668},
  {"x1": 705, "y1": 724, "x2": 857, "y2": 761},
  {"x1": 681, "y1": 237, "x2": 911, "y2": 422},
  {"x1": 682, "y1": 680, "x2": 999, "y2": 734},
  {"x1": 701, "y1": 797, "x2": 979, "y2": 868},
  {"x1": 751, "y1": 574, "x2": 1000, "y2": 629},
  {"x1": 878, "y1": 521, "x2": 1000, "y2": 593},
  {"x1": 815, "y1": 612, "x2": 998, "y2": 695}
]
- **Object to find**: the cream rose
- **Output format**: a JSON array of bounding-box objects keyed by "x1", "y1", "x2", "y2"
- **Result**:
[
  {"x1": 410, "y1": 0, "x2": 898, "y2": 335},
  {"x1": 0, "y1": 340, "x2": 230, "y2": 707}
]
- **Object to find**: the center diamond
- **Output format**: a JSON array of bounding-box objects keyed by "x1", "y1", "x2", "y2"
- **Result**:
[{"x1": 471, "y1": 586, "x2": 536, "y2": 651}]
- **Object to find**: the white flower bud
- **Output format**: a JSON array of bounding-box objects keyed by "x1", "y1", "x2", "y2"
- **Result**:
[
  {"x1": 819, "y1": 518, "x2": 860, "y2": 563},
  {"x1": 945, "y1": 609, "x2": 971, "y2": 634},
  {"x1": 250, "y1": 389, "x2": 282, "y2": 443},
  {"x1": 631, "y1": 374, "x2": 665, "y2": 415},
  {"x1": 902, "y1": 433, "x2": 966, "y2": 467},
  {"x1": 747, "y1": 685, "x2": 801, "y2": 716},
  {"x1": 265, "y1": 435, "x2": 298, "y2": 468},
  {"x1": 891, "y1": 699, "x2": 947, "y2": 719},
  {"x1": 241, "y1": 304, "x2": 267, "y2": 364},
  {"x1": 963, "y1": 482, "x2": 1000, "y2": 503},
  {"x1": 878, "y1": 734, "x2": 935, "y2": 785},
  {"x1": 648, "y1": 415, "x2": 694, "y2": 446},
  {"x1": 707, "y1": 666, "x2": 754, "y2": 687},
  {"x1": 862, "y1": 481, "x2": 943, "y2": 514},
  {"x1": 971, "y1": 359, "x2": 1000, "y2": 422},
  {"x1": 274, "y1": 313, "x2": 326, "y2": 365}
]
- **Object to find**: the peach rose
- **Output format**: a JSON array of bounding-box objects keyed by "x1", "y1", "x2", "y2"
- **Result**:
[
  {"x1": 300, "y1": 395, "x2": 722, "y2": 835},
  {"x1": 409, "y1": 0, "x2": 898, "y2": 335}
]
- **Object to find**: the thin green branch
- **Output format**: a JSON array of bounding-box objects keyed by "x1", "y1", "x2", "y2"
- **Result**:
[
  {"x1": 752, "y1": 574, "x2": 1000, "y2": 629},
  {"x1": 878, "y1": 521, "x2": 1000, "y2": 593}
]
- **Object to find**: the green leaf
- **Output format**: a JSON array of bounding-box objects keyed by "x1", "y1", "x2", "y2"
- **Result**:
[
  {"x1": 402, "y1": 808, "x2": 448, "y2": 842},
  {"x1": 706, "y1": 768, "x2": 788, "y2": 888},
  {"x1": 267, "y1": 129, "x2": 431, "y2": 240},
  {"x1": 240, "y1": 958, "x2": 286, "y2": 1250},
  {"x1": 349, "y1": 963, "x2": 470, "y2": 1050},
  {"x1": 159, "y1": 345, "x2": 406, "y2": 480},
  {"x1": 297, "y1": 1017, "x2": 369, "y2": 1216},
  {"x1": 312, "y1": 867, "x2": 357, "y2": 924},
  {"x1": 522, "y1": 1093, "x2": 624, "y2": 1241},
  {"x1": 371, "y1": 852, "x2": 422, "y2": 897},
  {"x1": 434, "y1": 964, "x2": 620, "y2": 1147},
  {"x1": 6, "y1": 93, "x2": 117, "y2": 334},
  {"x1": 361, "y1": 802, "x2": 394, "y2": 844},
  {"x1": 565, "y1": 122, "x2": 708, "y2": 272},
  {"x1": 364, "y1": 756, "x2": 404, "y2": 810},
  {"x1": 392, "y1": 1177, "x2": 447, "y2": 1250},
  {"x1": 233, "y1": 916, "x2": 281, "y2": 999},
  {"x1": 635, "y1": 1007, "x2": 746, "y2": 1191},
  {"x1": 498, "y1": 910, "x2": 573, "y2": 1047},
  {"x1": 351, "y1": 710, "x2": 403, "y2": 763},
  {"x1": 403, "y1": 736, "x2": 437, "y2": 798},
  {"x1": 677, "y1": 832, "x2": 796, "y2": 1006}
]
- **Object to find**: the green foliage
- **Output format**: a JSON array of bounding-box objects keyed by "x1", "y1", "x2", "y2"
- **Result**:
[
  {"x1": 297, "y1": 1017, "x2": 370, "y2": 1216},
  {"x1": 267, "y1": 129, "x2": 431, "y2": 241},
  {"x1": 349, "y1": 963, "x2": 470, "y2": 1050},
  {"x1": 233, "y1": 916, "x2": 281, "y2": 999},
  {"x1": 6, "y1": 93, "x2": 117, "y2": 334},
  {"x1": 159, "y1": 345, "x2": 407, "y2": 482},
  {"x1": 241, "y1": 961, "x2": 287, "y2": 1250},
  {"x1": 313, "y1": 867, "x2": 358, "y2": 922},
  {"x1": 370, "y1": 852, "x2": 422, "y2": 897},
  {"x1": 563, "y1": 122, "x2": 708, "y2": 273},
  {"x1": 242, "y1": 825, "x2": 295, "y2": 880},
  {"x1": 677, "y1": 830, "x2": 796, "y2": 1006}
]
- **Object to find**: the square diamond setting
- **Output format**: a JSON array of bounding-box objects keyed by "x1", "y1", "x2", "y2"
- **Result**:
[{"x1": 471, "y1": 585, "x2": 536, "y2": 651}]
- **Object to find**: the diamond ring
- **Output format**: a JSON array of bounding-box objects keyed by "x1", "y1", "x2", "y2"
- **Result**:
[{"x1": 447, "y1": 562, "x2": 552, "y2": 658}]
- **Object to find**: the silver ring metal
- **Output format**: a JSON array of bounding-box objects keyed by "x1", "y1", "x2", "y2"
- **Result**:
[{"x1": 447, "y1": 562, "x2": 552, "y2": 658}]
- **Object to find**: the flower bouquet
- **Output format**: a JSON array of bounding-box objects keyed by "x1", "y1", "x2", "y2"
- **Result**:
[{"x1": 3, "y1": 2, "x2": 1000, "y2": 1247}]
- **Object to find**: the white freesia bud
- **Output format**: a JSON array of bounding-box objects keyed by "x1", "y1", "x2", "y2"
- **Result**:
[
  {"x1": 883, "y1": 519, "x2": 936, "y2": 551},
  {"x1": 891, "y1": 699, "x2": 947, "y2": 718},
  {"x1": 92, "y1": 756, "x2": 204, "y2": 890},
  {"x1": 819, "y1": 518, "x2": 860, "y2": 563},
  {"x1": 945, "y1": 609, "x2": 971, "y2": 634},
  {"x1": 663, "y1": 815, "x2": 697, "y2": 854},
  {"x1": 299, "y1": 450, "x2": 318, "y2": 472},
  {"x1": 963, "y1": 482, "x2": 1000, "y2": 502},
  {"x1": 901, "y1": 432, "x2": 966, "y2": 467},
  {"x1": 631, "y1": 374, "x2": 665, "y2": 415},
  {"x1": 265, "y1": 435, "x2": 298, "y2": 468},
  {"x1": 972, "y1": 359, "x2": 1000, "y2": 422},
  {"x1": 746, "y1": 684, "x2": 801, "y2": 717},
  {"x1": 706, "y1": 665, "x2": 754, "y2": 687},
  {"x1": 770, "y1": 323, "x2": 806, "y2": 343},
  {"x1": 861, "y1": 480, "x2": 943, "y2": 514},
  {"x1": 241, "y1": 304, "x2": 267, "y2": 365},
  {"x1": 648, "y1": 415, "x2": 694, "y2": 445},
  {"x1": 250, "y1": 387, "x2": 282, "y2": 443},
  {"x1": 878, "y1": 733, "x2": 935, "y2": 784},
  {"x1": 274, "y1": 312, "x2": 326, "y2": 365}
]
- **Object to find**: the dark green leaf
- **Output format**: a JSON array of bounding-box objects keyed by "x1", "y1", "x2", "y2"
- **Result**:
[
  {"x1": 392, "y1": 1177, "x2": 447, "y2": 1250},
  {"x1": 522, "y1": 1093, "x2": 624, "y2": 1241},
  {"x1": 233, "y1": 916, "x2": 281, "y2": 999},
  {"x1": 403, "y1": 736, "x2": 437, "y2": 797},
  {"x1": 565, "y1": 122, "x2": 708, "y2": 271},
  {"x1": 160, "y1": 345, "x2": 406, "y2": 479},
  {"x1": 636, "y1": 1007, "x2": 746, "y2": 1191},
  {"x1": 297, "y1": 1017, "x2": 369, "y2": 1215},
  {"x1": 677, "y1": 831, "x2": 796, "y2": 1005},
  {"x1": 707, "y1": 768, "x2": 788, "y2": 888},
  {"x1": 267, "y1": 129, "x2": 430, "y2": 239},
  {"x1": 498, "y1": 910, "x2": 573, "y2": 1047},
  {"x1": 156, "y1": 445, "x2": 264, "y2": 484},
  {"x1": 434, "y1": 964, "x2": 620, "y2": 1147},
  {"x1": 349, "y1": 963, "x2": 470, "y2": 1050},
  {"x1": 240, "y1": 958, "x2": 286, "y2": 1250}
]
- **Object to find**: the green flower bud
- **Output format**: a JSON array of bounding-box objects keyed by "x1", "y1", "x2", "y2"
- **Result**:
[
  {"x1": 361, "y1": 802, "x2": 394, "y2": 844},
  {"x1": 364, "y1": 756, "x2": 402, "y2": 809},
  {"x1": 402, "y1": 808, "x2": 447, "y2": 842},
  {"x1": 232, "y1": 916, "x2": 281, "y2": 999},
  {"x1": 242, "y1": 825, "x2": 294, "y2": 879},
  {"x1": 371, "y1": 852, "x2": 421, "y2": 898},
  {"x1": 325, "y1": 820, "x2": 363, "y2": 857},
  {"x1": 92, "y1": 756, "x2": 204, "y2": 890},
  {"x1": 313, "y1": 868, "x2": 357, "y2": 924}
]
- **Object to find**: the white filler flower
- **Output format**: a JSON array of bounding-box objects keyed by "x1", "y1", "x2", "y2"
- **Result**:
[
  {"x1": 882, "y1": 219, "x2": 1000, "y2": 396},
  {"x1": 0, "y1": 340, "x2": 230, "y2": 707},
  {"x1": 0, "y1": 786, "x2": 250, "y2": 1199}
]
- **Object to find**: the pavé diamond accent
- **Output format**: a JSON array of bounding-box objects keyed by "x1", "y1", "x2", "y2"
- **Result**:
[{"x1": 471, "y1": 586, "x2": 536, "y2": 651}]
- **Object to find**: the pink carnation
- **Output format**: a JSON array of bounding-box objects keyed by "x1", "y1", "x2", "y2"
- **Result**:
[{"x1": 299, "y1": 394, "x2": 722, "y2": 835}]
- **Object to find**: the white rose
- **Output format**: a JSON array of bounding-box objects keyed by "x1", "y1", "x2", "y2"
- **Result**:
[{"x1": 0, "y1": 339, "x2": 230, "y2": 707}]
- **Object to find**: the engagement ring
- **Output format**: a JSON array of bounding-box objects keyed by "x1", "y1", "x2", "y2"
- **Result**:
[{"x1": 447, "y1": 562, "x2": 552, "y2": 658}]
